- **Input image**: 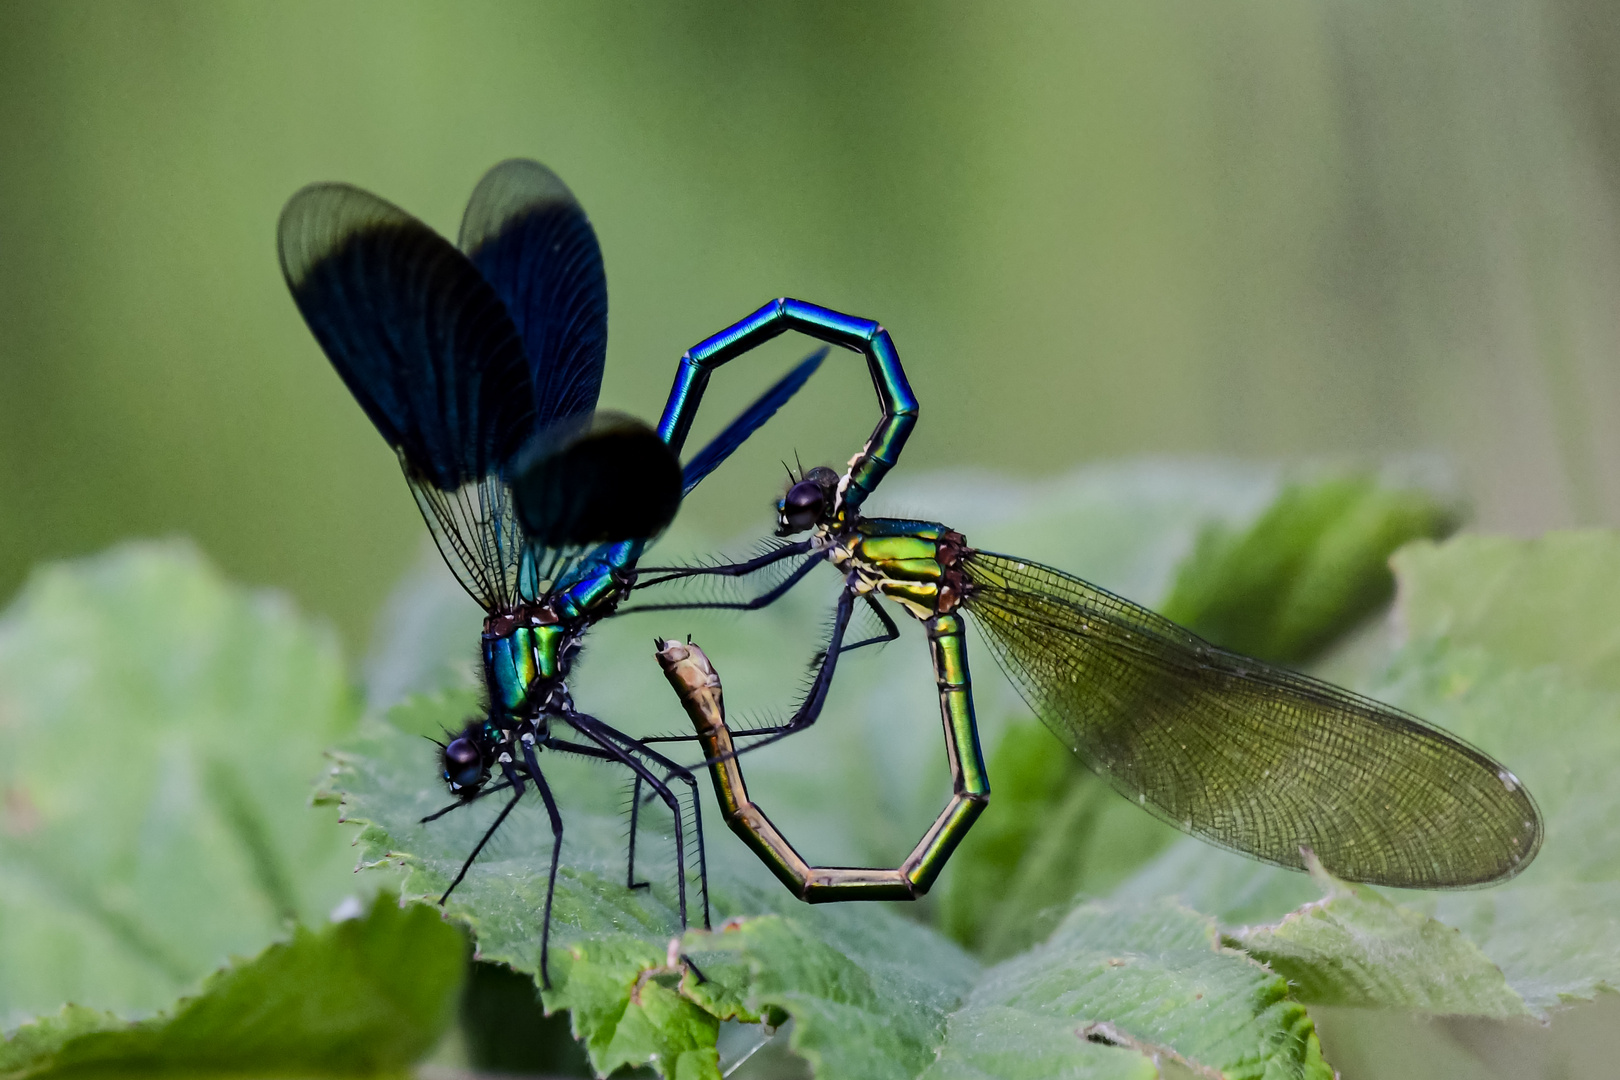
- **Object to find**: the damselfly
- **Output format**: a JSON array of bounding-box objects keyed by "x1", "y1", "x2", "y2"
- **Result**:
[
  {"x1": 635, "y1": 303, "x2": 1543, "y2": 897},
  {"x1": 278, "y1": 164, "x2": 823, "y2": 981}
]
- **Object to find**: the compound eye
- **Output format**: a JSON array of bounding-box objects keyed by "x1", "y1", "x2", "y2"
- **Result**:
[
  {"x1": 443, "y1": 737, "x2": 484, "y2": 791},
  {"x1": 785, "y1": 479, "x2": 825, "y2": 513},
  {"x1": 779, "y1": 479, "x2": 826, "y2": 532}
]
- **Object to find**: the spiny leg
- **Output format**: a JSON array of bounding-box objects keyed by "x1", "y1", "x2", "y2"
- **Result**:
[
  {"x1": 517, "y1": 743, "x2": 566, "y2": 991},
  {"x1": 420, "y1": 777, "x2": 515, "y2": 824},
  {"x1": 622, "y1": 552, "x2": 823, "y2": 616},
  {"x1": 616, "y1": 769, "x2": 702, "y2": 907},
  {"x1": 839, "y1": 593, "x2": 901, "y2": 654},
  {"x1": 538, "y1": 734, "x2": 654, "y2": 891},
  {"x1": 696, "y1": 577, "x2": 859, "y2": 764},
  {"x1": 564, "y1": 713, "x2": 699, "y2": 930},
  {"x1": 626, "y1": 775, "x2": 650, "y2": 890},
  {"x1": 439, "y1": 761, "x2": 526, "y2": 905},
  {"x1": 579, "y1": 715, "x2": 712, "y2": 930},
  {"x1": 762, "y1": 582, "x2": 859, "y2": 742},
  {"x1": 537, "y1": 736, "x2": 621, "y2": 763},
  {"x1": 635, "y1": 539, "x2": 812, "y2": 587}
]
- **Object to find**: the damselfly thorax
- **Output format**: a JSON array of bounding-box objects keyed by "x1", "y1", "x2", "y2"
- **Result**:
[{"x1": 822, "y1": 518, "x2": 973, "y2": 620}]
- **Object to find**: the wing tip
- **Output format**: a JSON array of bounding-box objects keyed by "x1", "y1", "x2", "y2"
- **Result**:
[
  {"x1": 459, "y1": 158, "x2": 585, "y2": 256},
  {"x1": 276, "y1": 181, "x2": 413, "y2": 289}
]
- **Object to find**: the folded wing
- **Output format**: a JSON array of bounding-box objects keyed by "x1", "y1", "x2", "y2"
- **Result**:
[{"x1": 459, "y1": 159, "x2": 607, "y2": 433}]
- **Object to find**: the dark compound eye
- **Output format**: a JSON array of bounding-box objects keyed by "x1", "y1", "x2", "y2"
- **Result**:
[
  {"x1": 785, "y1": 479, "x2": 825, "y2": 513},
  {"x1": 442, "y1": 736, "x2": 485, "y2": 792},
  {"x1": 779, "y1": 478, "x2": 827, "y2": 532}
]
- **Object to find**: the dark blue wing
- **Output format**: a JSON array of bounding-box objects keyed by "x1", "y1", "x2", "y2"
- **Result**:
[
  {"x1": 680, "y1": 348, "x2": 827, "y2": 495},
  {"x1": 513, "y1": 413, "x2": 682, "y2": 549},
  {"x1": 278, "y1": 183, "x2": 534, "y2": 489},
  {"x1": 459, "y1": 160, "x2": 608, "y2": 430},
  {"x1": 279, "y1": 183, "x2": 542, "y2": 610}
]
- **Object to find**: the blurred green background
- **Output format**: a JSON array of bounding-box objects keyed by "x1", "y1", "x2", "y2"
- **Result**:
[{"x1": 4, "y1": 0, "x2": 1620, "y2": 648}]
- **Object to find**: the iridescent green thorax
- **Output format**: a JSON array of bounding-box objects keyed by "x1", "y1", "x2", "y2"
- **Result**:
[
  {"x1": 827, "y1": 517, "x2": 973, "y2": 620},
  {"x1": 478, "y1": 549, "x2": 637, "y2": 722},
  {"x1": 482, "y1": 606, "x2": 572, "y2": 719}
]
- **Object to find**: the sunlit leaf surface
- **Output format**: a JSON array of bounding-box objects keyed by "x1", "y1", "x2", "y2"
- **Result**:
[
  {"x1": 1232, "y1": 862, "x2": 1527, "y2": 1017},
  {"x1": 925, "y1": 901, "x2": 1331, "y2": 1080},
  {"x1": 0, "y1": 542, "x2": 365, "y2": 1027}
]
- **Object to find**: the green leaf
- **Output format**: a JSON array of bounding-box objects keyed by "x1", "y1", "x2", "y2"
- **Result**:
[
  {"x1": 334, "y1": 465, "x2": 1385, "y2": 1076},
  {"x1": 328, "y1": 691, "x2": 984, "y2": 1080},
  {"x1": 8, "y1": 471, "x2": 1401, "y2": 1076},
  {"x1": 1159, "y1": 473, "x2": 1456, "y2": 664},
  {"x1": 920, "y1": 1005, "x2": 1157, "y2": 1080},
  {"x1": 1394, "y1": 531, "x2": 1620, "y2": 691},
  {"x1": 545, "y1": 934, "x2": 722, "y2": 1080},
  {"x1": 0, "y1": 892, "x2": 466, "y2": 1078},
  {"x1": 0, "y1": 541, "x2": 366, "y2": 1026},
  {"x1": 682, "y1": 905, "x2": 979, "y2": 1080},
  {"x1": 1375, "y1": 637, "x2": 1620, "y2": 1013},
  {"x1": 351, "y1": 463, "x2": 1555, "y2": 1075},
  {"x1": 926, "y1": 901, "x2": 1331, "y2": 1080},
  {"x1": 1231, "y1": 858, "x2": 1527, "y2": 1017}
]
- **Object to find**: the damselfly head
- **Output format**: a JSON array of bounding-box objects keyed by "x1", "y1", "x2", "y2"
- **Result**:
[
  {"x1": 441, "y1": 720, "x2": 496, "y2": 798},
  {"x1": 777, "y1": 466, "x2": 839, "y2": 535}
]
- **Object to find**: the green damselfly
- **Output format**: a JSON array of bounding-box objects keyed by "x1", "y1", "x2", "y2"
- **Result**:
[{"x1": 634, "y1": 304, "x2": 1542, "y2": 898}]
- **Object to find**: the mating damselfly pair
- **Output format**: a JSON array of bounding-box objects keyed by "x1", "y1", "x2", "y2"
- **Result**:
[{"x1": 280, "y1": 158, "x2": 1540, "y2": 986}]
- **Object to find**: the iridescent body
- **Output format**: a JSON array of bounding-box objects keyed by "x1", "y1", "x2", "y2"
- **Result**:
[
  {"x1": 637, "y1": 304, "x2": 1544, "y2": 897},
  {"x1": 657, "y1": 297, "x2": 917, "y2": 519}
]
